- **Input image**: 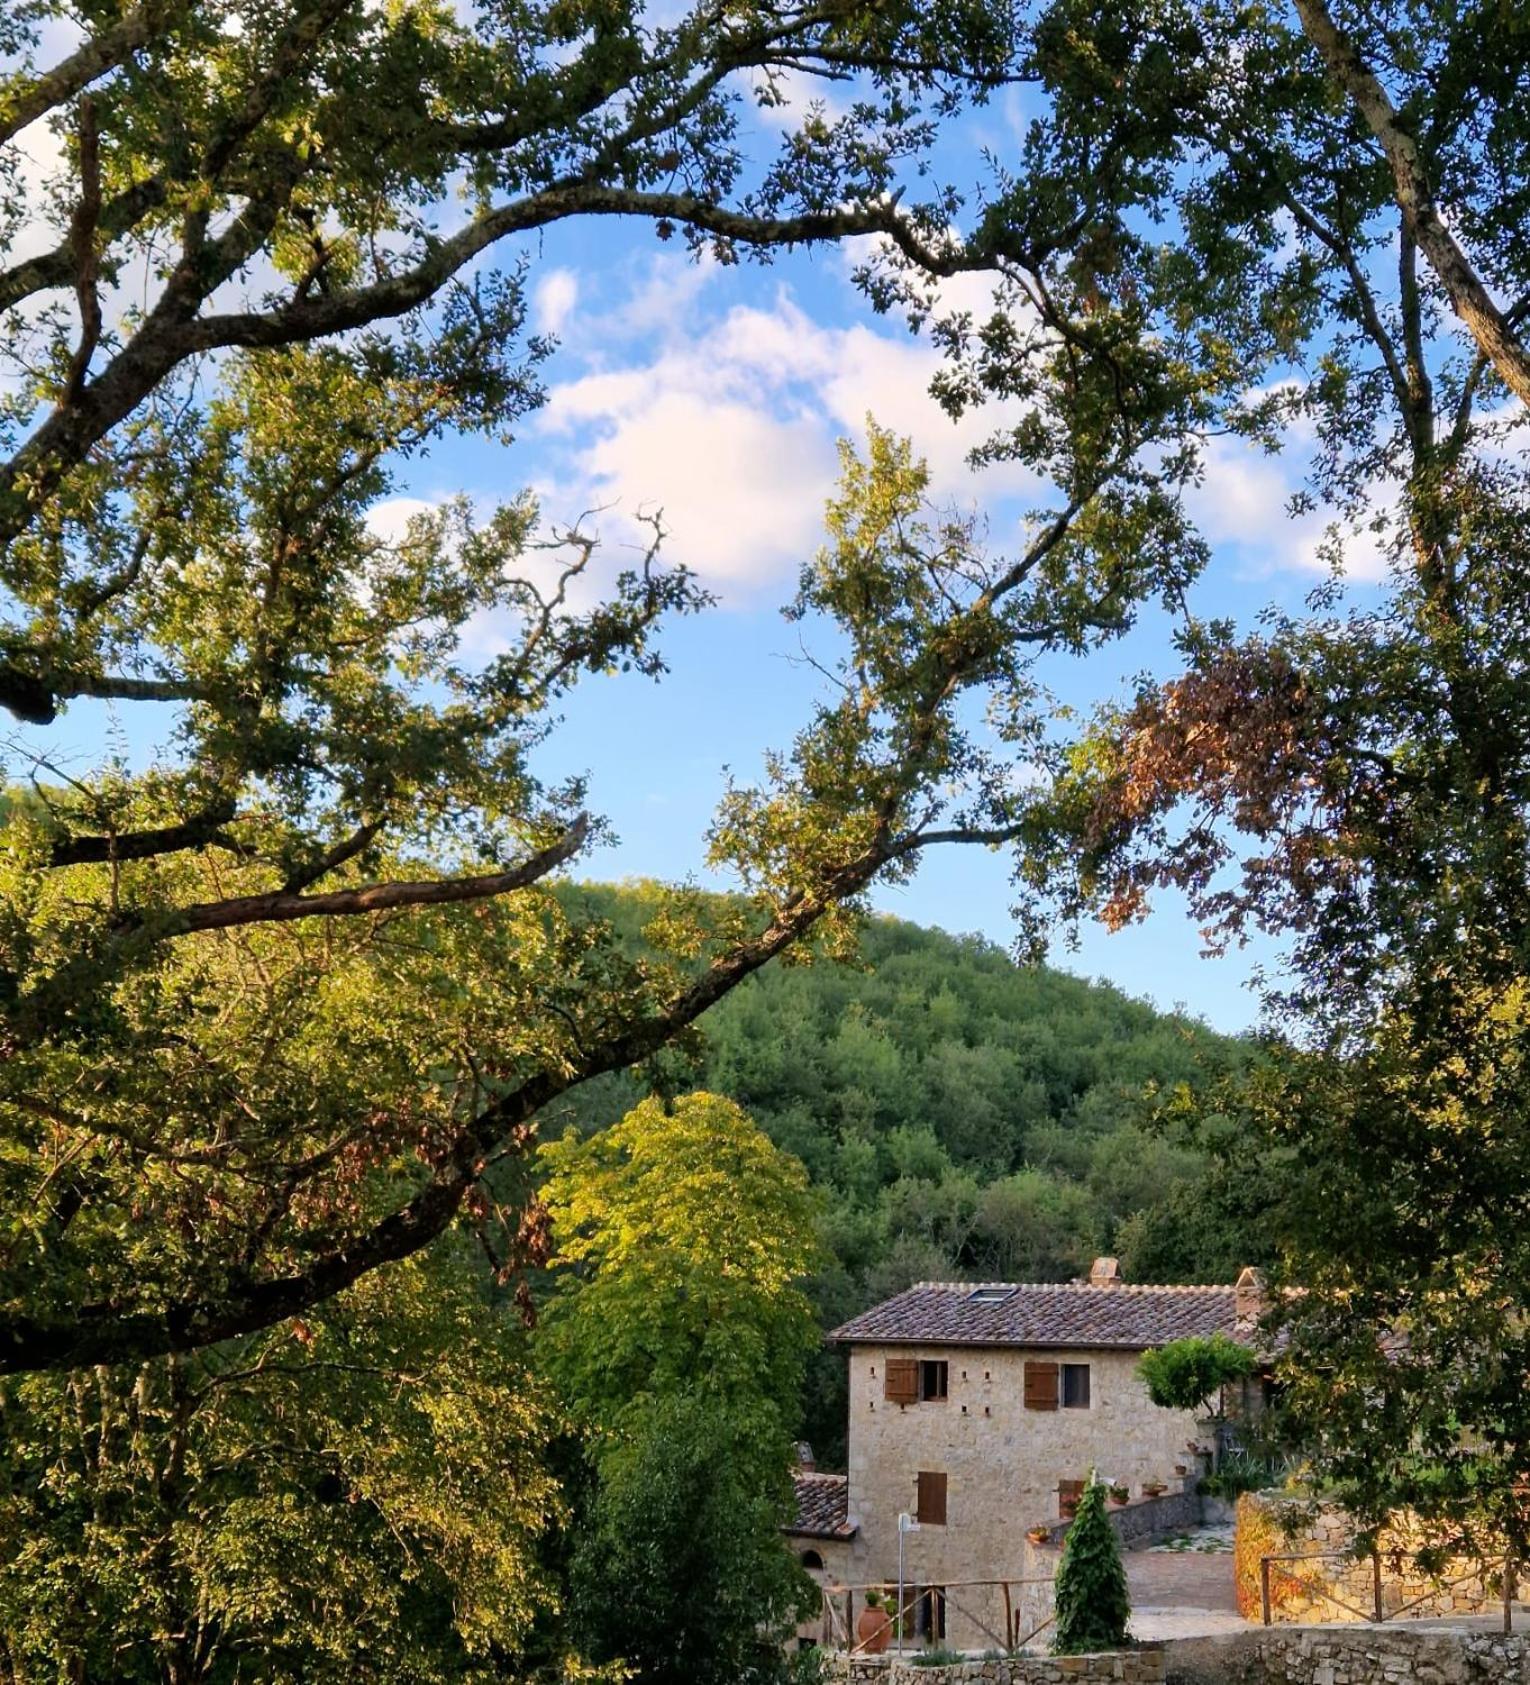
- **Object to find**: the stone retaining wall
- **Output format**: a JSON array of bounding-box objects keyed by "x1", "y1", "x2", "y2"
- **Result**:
[
  {"x1": 1164, "y1": 1625, "x2": 1530, "y2": 1684},
  {"x1": 1235, "y1": 1494, "x2": 1508, "y2": 1624},
  {"x1": 820, "y1": 1645, "x2": 1166, "y2": 1684},
  {"x1": 1032, "y1": 1487, "x2": 1206, "y2": 1552}
]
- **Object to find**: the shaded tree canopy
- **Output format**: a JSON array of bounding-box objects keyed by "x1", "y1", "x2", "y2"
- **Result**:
[
  {"x1": 0, "y1": 0, "x2": 1258, "y2": 1377},
  {"x1": 980, "y1": 0, "x2": 1530, "y2": 1557}
]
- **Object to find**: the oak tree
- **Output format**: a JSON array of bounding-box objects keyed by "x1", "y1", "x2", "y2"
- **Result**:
[
  {"x1": 0, "y1": 0, "x2": 1210, "y2": 1377},
  {"x1": 989, "y1": 0, "x2": 1530, "y2": 1559}
]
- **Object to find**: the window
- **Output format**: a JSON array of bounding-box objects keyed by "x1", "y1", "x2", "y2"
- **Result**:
[
  {"x1": 915, "y1": 1587, "x2": 947, "y2": 1641},
  {"x1": 1023, "y1": 1360, "x2": 1059, "y2": 1411},
  {"x1": 1062, "y1": 1363, "x2": 1091, "y2": 1408},
  {"x1": 799, "y1": 1549, "x2": 824, "y2": 1572},
  {"x1": 967, "y1": 1286, "x2": 1016, "y2": 1306},
  {"x1": 886, "y1": 1357, "x2": 948, "y2": 1405},
  {"x1": 915, "y1": 1470, "x2": 947, "y2": 1526},
  {"x1": 884, "y1": 1358, "x2": 918, "y2": 1404},
  {"x1": 918, "y1": 1359, "x2": 948, "y2": 1401}
]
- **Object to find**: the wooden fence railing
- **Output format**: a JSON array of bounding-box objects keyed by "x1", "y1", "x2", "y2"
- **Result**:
[
  {"x1": 819, "y1": 1577, "x2": 1056, "y2": 1654},
  {"x1": 1259, "y1": 1550, "x2": 1517, "y2": 1633}
]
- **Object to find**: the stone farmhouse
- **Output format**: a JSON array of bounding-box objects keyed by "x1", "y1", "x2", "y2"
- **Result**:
[{"x1": 788, "y1": 1258, "x2": 1268, "y2": 1651}]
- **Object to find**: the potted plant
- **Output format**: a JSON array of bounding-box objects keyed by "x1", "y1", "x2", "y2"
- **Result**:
[
  {"x1": 856, "y1": 1590, "x2": 892, "y2": 1655},
  {"x1": 1141, "y1": 1479, "x2": 1167, "y2": 1499},
  {"x1": 1173, "y1": 1462, "x2": 1189, "y2": 1476},
  {"x1": 1026, "y1": 1525, "x2": 1052, "y2": 1545},
  {"x1": 1108, "y1": 1483, "x2": 1130, "y2": 1507}
]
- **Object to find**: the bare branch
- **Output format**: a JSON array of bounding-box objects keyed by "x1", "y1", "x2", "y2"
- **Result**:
[
  {"x1": 0, "y1": 665, "x2": 207, "y2": 725},
  {"x1": 48, "y1": 797, "x2": 240, "y2": 869},
  {"x1": 280, "y1": 820, "x2": 385, "y2": 894}
]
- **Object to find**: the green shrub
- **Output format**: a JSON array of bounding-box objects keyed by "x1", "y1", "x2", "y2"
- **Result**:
[
  {"x1": 1200, "y1": 1451, "x2": 1291, "y2": 1500},
  {"x1": 1136, "y1": 1335, "x2": 1256, "y2": 1416},
  {"x1": 1053, "y1": 1477, "x2": 1131, "y2": 1654}
]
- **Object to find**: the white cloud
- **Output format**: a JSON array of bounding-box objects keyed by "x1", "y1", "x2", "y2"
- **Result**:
[
  {"x1": 364, "y1": 496, "x2": 437, "y2": 545},
  {"x1": 4, "y1": 117, "x2": 67, "y2": 267},
  {"x1": 532, "y1": 271, "x2": 1040, "y2": 599},
  {"x1": 1190, "y1": 433, "x2": 1392, "y2": 583},
  {"x1": 532, "y1": 267, "x2": 579, "y2": 337}
]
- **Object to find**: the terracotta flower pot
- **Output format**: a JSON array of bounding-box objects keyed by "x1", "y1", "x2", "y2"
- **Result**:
[
  {"x1": 856, "y1": 1604, "x2": 892, "y2": 1655},
  {"x1": 1026, "y1": 1527, "x2": 1052, "y2": 1545}
]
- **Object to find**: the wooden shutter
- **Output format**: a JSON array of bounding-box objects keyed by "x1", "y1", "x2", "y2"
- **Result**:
[
  {"x1": 1024, "y1": 1360, "x2": 1059, "y2": 1411},
  {"x1": 884, "y1": 1358, "x2": 918, "y2": 1404},
  {"x1": 916, "y1": 1471, "x2": 947, "y2": 1526}
]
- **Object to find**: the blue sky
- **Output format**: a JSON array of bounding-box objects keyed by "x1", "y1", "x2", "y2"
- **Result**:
[
  {"x1": 351, "y1": 206, "x2": 1390, "y2": 1037},
  {"x1": 4, "y1": 61, "x2": 1392, "y2": 1037},
  {"x1": 16, "y1": 216, "x2": 1372, "y2": 1037}
]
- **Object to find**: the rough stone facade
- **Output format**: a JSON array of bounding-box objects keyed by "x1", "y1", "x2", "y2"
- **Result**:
[
  {"x1": 820, "y1": 1644, "x2": 1167, "y2": 1684},
  {"x1": 1234, "y1": 1494, "x2": 1512, "y2": 1625},
  {"x1": 1164, "y1": 1625, "x2": 1530, "y2": 1684},
  {"x1": 824, "y1": 1629, "x2": 1530, "y2": 1685},
  {"x1": 844, "y1": 1344, "x2": 1206, "y2": 1649}
]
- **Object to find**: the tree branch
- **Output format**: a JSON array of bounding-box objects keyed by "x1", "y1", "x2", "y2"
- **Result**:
[
  {"x1": 61, "y1": 96, "x2": 102, "y2": 409},
  {"x1": 186, "y1": 187, "x2": 973, "y2": 357},
  {"x1": 280, "y1": 820, "x2": 385, "y2": 894},
  {"x1": 0, "y1": 665, "x2": 207, "y2": 725},
  {"x1": 160, "y1": 814, "x2": 590, "y2": 935},
  {"x1": 1292, "y1": 0, "x2": 1530, "y2": 408},
  {"x1": 0, "y1": 2, "x2": 165, "y2": 147},
  {"x1": 48, "y1": 797, "x2": 239, "y2": 869}
]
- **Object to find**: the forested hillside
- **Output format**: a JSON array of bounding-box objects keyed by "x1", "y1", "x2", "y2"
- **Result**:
[{"x1": 548, "y1": 885, "x2": 1274, "y2": 1464}]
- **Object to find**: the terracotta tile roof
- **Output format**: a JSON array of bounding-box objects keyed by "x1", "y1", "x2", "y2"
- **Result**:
[
  {"x1": 788, "y1": 1471, "x2": 857, "y2": 1539},
  {"x1": 829, "y1": 1279, "x2": 1245, "y2": 1351}
]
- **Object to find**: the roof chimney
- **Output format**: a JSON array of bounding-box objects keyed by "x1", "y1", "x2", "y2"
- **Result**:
[
  {"x1": 1235, "y1": 1266, "x2": 1267, "y2": 1325},
  {"x1": 1088, "y1": 1257, "x2": 1123, "y2": 1289},
  {"x1": 794, "y1": 1441, "x2": 816, "y2": 1473}
]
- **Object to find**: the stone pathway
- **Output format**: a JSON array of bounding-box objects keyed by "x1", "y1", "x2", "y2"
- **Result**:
[{"x1": 1124, "y1": 1524, "x2": 1248, "y2": 1640}]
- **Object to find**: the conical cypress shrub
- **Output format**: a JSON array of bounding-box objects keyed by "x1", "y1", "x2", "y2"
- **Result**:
[{"x1": 1052, "y1": 1475, "x2": 1131, "y2": 1653}]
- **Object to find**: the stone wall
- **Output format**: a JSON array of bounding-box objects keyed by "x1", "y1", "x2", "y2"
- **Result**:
[
  {"x1": 1234, "y1": 1494, "x2": 1510, "y2": 1625},
  {"x1": 846, "y1": 1344, "x2": 1205, "y2": 1649},
  {"x1": 1113, "y1": 1489, "x2": 1205, "y2": 1550},
  {"x1": 1029, "y1": 1487, "x2": 1204, "y2": 1552},
  {"x1": 1164, "y1": 1626, "x2": 1530, "y2": 1685},
  {"x1": 820, "y1": 1644, "x2": 1166, "y2": 1685}
]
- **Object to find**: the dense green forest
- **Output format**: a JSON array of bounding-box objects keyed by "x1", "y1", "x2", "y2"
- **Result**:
[{"x1": 547, "y1": 885, "x2": 1274, "y2": 1465}]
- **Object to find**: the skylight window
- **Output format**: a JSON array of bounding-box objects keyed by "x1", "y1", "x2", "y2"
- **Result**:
[{"x1": 966, "y1": 1287, "x2": 1016, "y2": 1307}]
